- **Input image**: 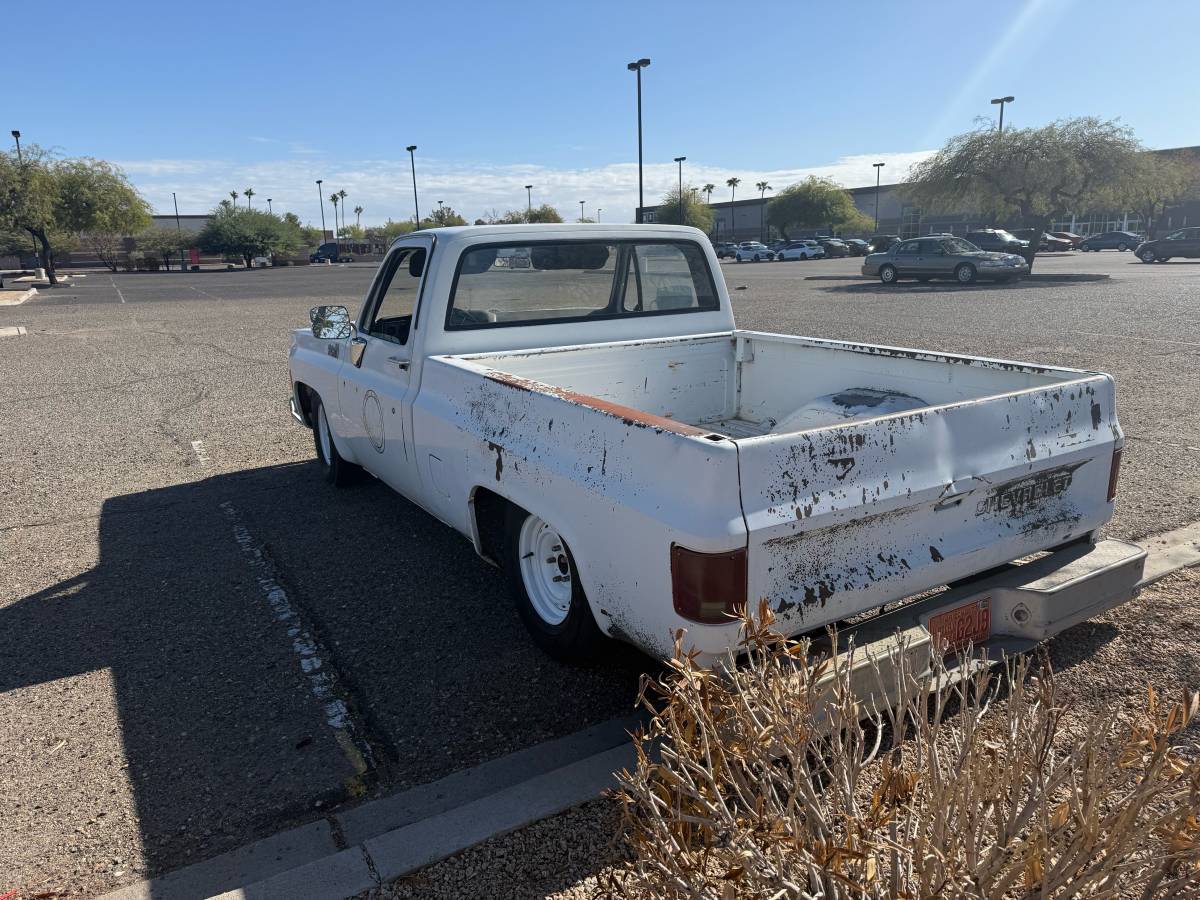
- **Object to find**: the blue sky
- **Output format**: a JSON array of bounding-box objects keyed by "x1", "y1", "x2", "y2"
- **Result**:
[{"x1": 16, "y1": 0, "x2": 1200, "y2": 225}]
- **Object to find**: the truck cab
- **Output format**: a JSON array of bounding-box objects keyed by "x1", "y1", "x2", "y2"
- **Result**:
[{"x1": 309, "y1": 242, "x2": 354, "y2": 264}]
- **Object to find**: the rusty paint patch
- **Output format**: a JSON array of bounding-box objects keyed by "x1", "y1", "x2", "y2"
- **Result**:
[{"x1": 484, "y1": 369, "x2": 714, "y2": 438}]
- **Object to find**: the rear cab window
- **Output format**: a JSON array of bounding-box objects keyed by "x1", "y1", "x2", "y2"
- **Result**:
[{"x1": 445, "y1": 240, "x2": 719, "y2": 329}]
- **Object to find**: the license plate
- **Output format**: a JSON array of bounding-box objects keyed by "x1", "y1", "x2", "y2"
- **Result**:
[{"x1": 929, "y1": 596, "x2": 991, "y2": 652}]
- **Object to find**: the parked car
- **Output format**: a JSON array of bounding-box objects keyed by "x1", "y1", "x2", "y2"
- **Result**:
[
  {"x1": 309, "y1": 242, "x2": 354, "y2": 263},
  {"x1": 842, "y1": 238, "x2": 870, "y2": 257},
  {"x1": 290, "y1": 223, "x2": 1138, "y2": 666},
  {"x1": 1010, "y1": 229, "x2": 1073, "y2": 252},
  {"x1": 735, "y1": 241, "x2": 775, "y2": 262},
  {"x1": 1079, "y1": 231, "x2": 1141, "y2": 252},
  {"x1": 862, "y1": 235, "x2": 1029, "y2": 284},
  {"x1": 964, "y1": 229, "x2": 1028, "y2": 253},
  {"x1": 1050, "y1": 231, "x2": 1085, "y2": 248},
  {"x1": 816, "y1": 238, "x2": 850, "y2": 258},
  {"x1": 868, "y1": 234, "x2": 900, "y2": 253},
  {"x1": 775, "y1": 240, "x2": 826, "y2": 261},
  {"x1": 714, "y1": 242, "x2": 738, "y2": 259},
  {"x1": 1135, "y1": 227, "x2": 1200, "y2": 263}
]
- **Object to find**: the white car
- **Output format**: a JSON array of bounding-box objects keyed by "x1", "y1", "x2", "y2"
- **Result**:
[
  {"x1": 734, "y1": 241, "x2": 774, "y2": 262},
  {"x1": 775, "y1": 240, "x2": 825, "y2": 261},
  {"x1": 288, "y1": 223, "x2": 1141, "y2": 667}
]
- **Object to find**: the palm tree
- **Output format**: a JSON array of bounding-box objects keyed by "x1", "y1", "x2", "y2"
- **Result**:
[
  {"x1": 726, "y1": 177, "x2": 741, "y2": 242},
  {"x1": 703, "y1": 183, "x2": 715, "y2": 205},
  {"x1": 354, "y1": 205, "x2": 363, "y2": 228},
  {"x1": 244, "y1": 187, "x2": 255, "y2": 209},
  {"x1": 756, "y1": 181, "x2": 771, "y2": 242},
  {"x1": 337, "y1": 190, "x2": 348, "y2": 236},
  {"x1": 329, "y1": 192, "x2": 339, "y2": 227},
  {"x1": 229, "y1": 190, "x2": 239, "y2": 208}
]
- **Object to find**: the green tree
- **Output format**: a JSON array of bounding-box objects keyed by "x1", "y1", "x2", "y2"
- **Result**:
[
  {"x1": 421, "y1": 205, "x2": 468, "y2": 228},
  {"x1": 767, "y1": 176, "x2": 872, "y2": 241},
  {"x1": 244, "y1": 187, "x2": 255, "y2": 209},
  {"x1": 354, "y1": 205, "x2": 363, "y2": 228},
  {"x1": 197, "y1": 205, "x2": 302, "y2": 267},
  {"x1": 1120, "y1": 151, "x2": 1200, "y2": 238},
  {"x1": 658, "y1": 185, "x2": 715, "y2": 231},
  {"x1": 380, "y1": 218, "x2": 416, "y2": 240},
  {"x1": 132, "y1": 226, "x2": 189, "y2": 271},
  {"x1": 905, "y1": 117, "x2": 1142, "y2": 270},
  {"x1": 756, "y1": 181, "x2": 772, "y2": 240},
  {"x1": 702, "y1": 183, "x2": 715, "y2": 205},
  {"x1": 229, "y1": 190, "x2": 239, "y2": 207},
  {"x1": 338, "y1": 224, "x2": 366, "y2": 240},
  {"x1": 0, "y1": 146, "x2": 149, "y2": 283}
]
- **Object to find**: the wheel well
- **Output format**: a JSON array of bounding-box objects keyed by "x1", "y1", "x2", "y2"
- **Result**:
[
  {"x1": 294, "y1": 382, "x2": 317, "y2": 428},
  {"x1": 470, "y1": 486, "x2": 513, "y2": 567}
]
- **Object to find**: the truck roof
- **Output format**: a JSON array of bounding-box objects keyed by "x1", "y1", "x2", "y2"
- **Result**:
[{"x1": 393, "y1": 222, "x2": 707, "y2": 251}]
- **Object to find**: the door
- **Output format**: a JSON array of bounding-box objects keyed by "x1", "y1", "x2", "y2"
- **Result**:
[
  {"x1": 892, "y1": 239, "x2": 922, "y2": 275},
  {"x1": 340, "y1": 238, "x2": 432, "y2": 498},
  {"x1": 915, "y1": 238, "x2": 947, "y2": 275}
]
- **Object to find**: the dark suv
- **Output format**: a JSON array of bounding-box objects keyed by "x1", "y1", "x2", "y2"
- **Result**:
[
  {"x1": 1135, "y1": 227, "x2": 1200, "y2": 263},
  {"x1": 964, "y1": 229, "x2": 1027, "y2": 253}
]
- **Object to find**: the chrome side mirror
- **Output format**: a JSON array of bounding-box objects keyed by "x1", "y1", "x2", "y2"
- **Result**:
[{"x1": 310, "y1": 305, "x2": 353, "y2": 339}]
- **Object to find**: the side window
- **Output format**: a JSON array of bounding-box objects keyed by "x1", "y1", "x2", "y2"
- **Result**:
[
  {"x1": 1165, "y1": 230, "x2": 1186, "y2": 240},
  {"x1": 896, "y1": 241, "x2": 920, "y2": 255},
  {"x1": 365, "y1": 247, "x2": 426, "y2": 345},
  {"x1": 920, "y1": 239, "x2": 944, "y2": 255}
]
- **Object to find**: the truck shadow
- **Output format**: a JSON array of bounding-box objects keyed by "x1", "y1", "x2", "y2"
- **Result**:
[{"x1": 0, "y1": 462, "x2": 648, "y2": 882}]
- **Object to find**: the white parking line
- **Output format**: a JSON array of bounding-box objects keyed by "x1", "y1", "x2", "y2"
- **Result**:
[
  {"x1": 189, "y1": 285, "x2": 223, "y2": 301},
  {"x1": 108, "y1": 275, "x2": 126, "y2": 303},
  {"x1": 190, "y1": 439, "x2": 211, "y2": 467}
]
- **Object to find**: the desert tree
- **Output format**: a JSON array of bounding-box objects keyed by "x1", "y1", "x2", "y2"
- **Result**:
[{"x1": 767, "y1": 176, "x2": 873, "y2": 241}]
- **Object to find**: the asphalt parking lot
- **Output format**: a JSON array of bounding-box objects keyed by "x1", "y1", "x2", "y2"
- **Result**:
[{"x1": 2, "y1": 250, "x2": 1198, "y2": 896}]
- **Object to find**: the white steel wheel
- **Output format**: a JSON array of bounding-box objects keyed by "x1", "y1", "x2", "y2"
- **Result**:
[{"x1": 517, "y1": 514, "x2": 573, "y2": 626}]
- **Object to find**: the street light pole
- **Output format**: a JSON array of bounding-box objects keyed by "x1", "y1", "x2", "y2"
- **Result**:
[
  {"x1": 406, "y1": 145, "x2": 420, "y2": 227},
  {"x1": 596, "y1": 208, "x2": 602, "y2": 222},
  {"x1": 579, "y1": 200, "x2": 585, "y2": 222},
  {"x1": 173, "y1": 191, "x2": 185, "y2": 273},
  {"x1": 674, "y1": 156, "x2": 686, "y2": 225},
  {"x1": 10, "y1": 129, "x2": 22, "y2": 162},
  {"x1": 627, "y1": 58, "x2": 651, "y2": 223},
  {"x1": 872, "y1": 162, "x2": 885, "y2": 232},
  {"x1": 316, "y1": 179, "x2": 327, "y2": 241},
  {"x1": 266, "y1": 198, "x2": 273, "y2": 215},
  {"x1": 525, "y1": 184, "x2": 532, "y2": 219},
  {"x1": 990, "y1": 95, "x2": 1015, "y2": 134},
  {"x1": 437, "y1": 200, "x2": 444, "y2": 224}
]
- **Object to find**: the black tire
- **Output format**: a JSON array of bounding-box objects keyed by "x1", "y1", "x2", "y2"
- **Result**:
[
  {"x1": 312, "y1": 394, "x2": 360, "y2": 487},
  {"x1": 954, "y1": 263, "x2": 977, "y2": 285},
  {"x1": 503, "y1": 505, "x2": 604, "y2": 662},
  {"x1": 752, "y1": 255, "x2": 760, "y2": 263},
  {"x1": 879, "y1": 264, "x2": 898, "y2": 284},
  {"x1": 1117, "y1": 243, "x2": 1128, "y2": 252},
  {"x1": 1140, "y1": 249, "x2": 1157, "y2": 263}
]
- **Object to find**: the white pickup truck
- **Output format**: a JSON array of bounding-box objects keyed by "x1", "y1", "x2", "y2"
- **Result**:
[{"x1": 288, "y1": 224, "x2": 1144, "y2": 664}]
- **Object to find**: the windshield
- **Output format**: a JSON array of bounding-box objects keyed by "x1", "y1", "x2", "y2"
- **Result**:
[
  {"x1": 446, "y1": 240, "x2": 719, "y2": 330},
  {"x1": 943, "y1": 238, "x2": 979, "y2": 253}
]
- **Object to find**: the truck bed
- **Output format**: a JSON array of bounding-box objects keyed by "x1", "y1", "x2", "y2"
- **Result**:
[{"x1": 439, "y1": 330, "x2": 1121, "y2": 640}]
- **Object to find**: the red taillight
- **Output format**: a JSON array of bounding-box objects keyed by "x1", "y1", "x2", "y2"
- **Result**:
[
  {"x1": 670, "y1": 544, "x2": 748, "y2": 624},
  {"x1": 1107, "y1": 447, "x2": 1123, "y2": 502}
]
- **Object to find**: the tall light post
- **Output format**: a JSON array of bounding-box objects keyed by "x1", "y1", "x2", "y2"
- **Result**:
[
  {"x1": 10, "y1": 129, "x2": 22, "y2": 162},
  {"x1": 437, "y1": 200, "x2": 444, "y2": 224},
  {"x1": 872, "y1": 162, "x2": 885, "y2": 232},
  {"x1": 406, "y1": 145, "x2": 420, "y2": 227},
  {"x1": 990, "y1": 96, "x2": 1015, "y2": 134},
  {"x1": 172, "y1": 191, "x2": 185, "y2": 273},
  {"x1": 579, "y1": 200, "x2": 586, "y2": 222},
  {"x1": 674, "y1": 155, "x2": 686, "y2": 225},
  {"x1": 596, "y1": 208, "x2": 602, "y2": 222},
  {"x1": 315, "y1": 179, "x2": 327, "y2": 241},
  {"x1": 524, "y1": 184, "x2": 533, "y2": 219},
  {"x1": 266, "y1": 198, "x2": 273, "y2": 215},
  {"x1": 627, "y1": 58, "x2": 651, "y2": 223}
]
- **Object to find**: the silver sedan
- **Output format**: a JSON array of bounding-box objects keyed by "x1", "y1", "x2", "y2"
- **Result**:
[{"x1": 862, "y1": 235, "x2": 1029, "y2": 284}]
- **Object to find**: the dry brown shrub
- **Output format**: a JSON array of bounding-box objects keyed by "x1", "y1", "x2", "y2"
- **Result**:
[{"x1": 607, "y1": 602, "x2": 1200, "y2": 899}]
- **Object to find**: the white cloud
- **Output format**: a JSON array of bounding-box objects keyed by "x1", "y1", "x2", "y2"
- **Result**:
[{"x1": 120, "y1": 149, "x2": 936, "y2": 226}]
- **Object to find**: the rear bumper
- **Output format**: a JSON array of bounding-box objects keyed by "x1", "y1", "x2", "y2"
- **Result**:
[{"x1": 816, "y1": 538, "x2": 1146, "y2": 703}]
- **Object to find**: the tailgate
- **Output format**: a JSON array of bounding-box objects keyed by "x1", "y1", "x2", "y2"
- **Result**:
[{"x1": 736, "y1": 375, "x2": 1121, "y2": 632}]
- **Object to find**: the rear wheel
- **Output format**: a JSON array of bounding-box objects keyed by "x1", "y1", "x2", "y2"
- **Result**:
[
  {"x1": 954, "y1": 263, "x2": 977, "y2": 284},
  {"x1": 312, "y1": 395, "x2": 360, "y2": 487},
  {"x1": 879, "y1": 264, "x2": 897, "y2": 284},
  {"x1": 504, "y1": 506, "x2": 604, "y2": 661},
  {"x1": 1117, "y1": 243, "x2": 1128, "y2": 251}
]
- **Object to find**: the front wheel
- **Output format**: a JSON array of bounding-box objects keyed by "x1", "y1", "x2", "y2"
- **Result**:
[
  {"x1": 504, "y1": 506, "x2": 604, "y2": 662},
  {"x1": 1140, "y1": 249, "x2": 1157, "y2": 263},
  {"x1": 879, "y1": 264, "x2": 897, "y2": 284},
  {"x1": 312, "y1": 395, "x2": 360, "y2": 487},
  {"x1": 954, "y1": 263, "x2": 977, "y2": 284}
]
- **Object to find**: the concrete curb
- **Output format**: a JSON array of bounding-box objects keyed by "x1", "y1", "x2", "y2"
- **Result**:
[
  {"x1": 100, "y1": 715, "x2": 643, "y2": 900},
  {"x1": 0, "y1": 287, "x2": 37, "y2": 306},
  {"x1": 804, "y1": 273, "x2": 1110, "y2": 282}
]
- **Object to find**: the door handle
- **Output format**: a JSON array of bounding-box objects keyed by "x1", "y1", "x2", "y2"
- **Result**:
[{"x1": 387, "y1": 355, "x2": 410, "y2": 371}]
